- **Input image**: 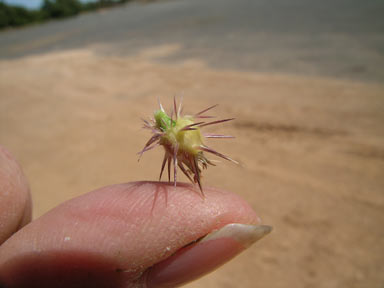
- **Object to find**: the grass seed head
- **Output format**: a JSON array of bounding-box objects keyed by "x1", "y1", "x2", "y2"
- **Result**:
[{"x1": 139, "y1": 97, "x2": 237, "y2": 196}]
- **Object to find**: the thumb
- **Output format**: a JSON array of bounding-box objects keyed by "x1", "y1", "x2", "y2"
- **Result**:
[{"x1": 0, "y1": 145, "x2": 32, "y2": 245}]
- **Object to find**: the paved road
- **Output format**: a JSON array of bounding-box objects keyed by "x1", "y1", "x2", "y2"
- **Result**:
[{"x1": 1, "y1": 0, "x2": 384, "y2": 82}]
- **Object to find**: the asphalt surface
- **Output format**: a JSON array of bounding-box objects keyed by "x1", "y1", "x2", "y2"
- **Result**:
[{"x1": 1, "y1": 0, "x2": 384, "y2": 82}]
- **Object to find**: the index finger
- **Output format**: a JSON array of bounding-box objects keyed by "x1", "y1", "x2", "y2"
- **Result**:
[{"x1": 0, "y1": 181, "x2": 268, "y2": 288}]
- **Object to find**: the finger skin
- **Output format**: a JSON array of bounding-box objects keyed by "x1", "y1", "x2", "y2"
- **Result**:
[
  {"x1": 0, "y1": 146, "x2": 32, "y2": 245},
  {"x1": 0, "y1": 182, "x2": 258, "y2": 288}
]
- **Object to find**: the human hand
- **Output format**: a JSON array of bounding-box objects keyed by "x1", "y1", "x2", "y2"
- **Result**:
[{"x1": 0, "y1": 145, "x2": 271, "y2": 288}]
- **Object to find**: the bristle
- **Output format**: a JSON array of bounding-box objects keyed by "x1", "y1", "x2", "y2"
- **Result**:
[
  {"x1": 194, "y1": 104, "x2": 218, "y2": 117},
  {"x1": 195, "y1": 115, "x2": 216, "y2": 119},
  {"x1": 180, "y1": 122, "x2": 205, "y2": 131},
  {"x1": 205, "y1": 158, "x2": 217, "y2": 166},
  {"x1": 144, "y1": 134, "x2": 161, "y2": 147},
  {"x1": 178, "y1": 95, "x2": 183, "y2": 118},
  {"x1": 178, "y1": 162, "x2": 194, "y2": 183},
  {"x1": 142, "y1": 118, "x2": 161, "y2": 133},
  {"x1": 138, "y1": 134, "x2": 161, "y2": 160},
  {"x1": 159, "y1": 153, "x2": 167, "y2": 181},
  {"x1": 173, "y1": 96, "x2": 178, "y2": 120},
  {"x1": 142, "y1": 118, "x2": 151, "y2": 126},
  {"x1": 137, "y1": 142, "x2": 159, "y2": 156},
  {"x1": 142, "y1": 122, "x2": 157, "y2": 131},
  {"x1": 198, "y1": 118, "x2": 235, "y2": 128},
  {"x1": 199, "y1": 145, "x2": 239, "y2": 164},
  {"x1": 192, "y1": 155, "x2": 204, "y2": 196},
  {"x1": 158, "y1": 96, "x2": 165, "y2": 112},
  {"x1": 203, "y1": 133, "x2": 235, "y2": 139},
  {"x1": 180, "y1": 127, "x2": 197, "y2": 131}
]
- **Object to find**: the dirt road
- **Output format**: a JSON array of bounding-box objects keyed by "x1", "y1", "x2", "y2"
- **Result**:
[{"x1": 1, "y1": 45, "x2": 383, "y2": 287}]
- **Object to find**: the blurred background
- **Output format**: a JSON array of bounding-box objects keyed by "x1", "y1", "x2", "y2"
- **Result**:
[{"x1": 0, "y1": 0, "x2": 384, "y2": 287}]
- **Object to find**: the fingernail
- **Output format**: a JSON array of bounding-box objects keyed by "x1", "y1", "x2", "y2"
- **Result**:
[{"x1": 145, "y1": 224, "x2": 272, "y2": 288}]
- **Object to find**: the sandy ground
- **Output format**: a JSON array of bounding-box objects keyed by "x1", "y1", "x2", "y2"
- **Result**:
[{"x1": 0, "y1": 45, "x2": 384, "y2": 287}]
